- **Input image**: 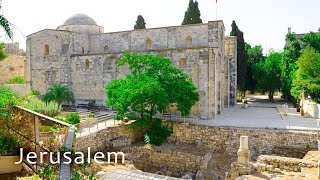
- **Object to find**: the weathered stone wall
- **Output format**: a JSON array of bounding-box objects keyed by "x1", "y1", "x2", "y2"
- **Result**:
[
  {"x1": 0, "y1": 55, "x2": 25, "y2": 84},
  {"x1": 5, "y1": 42, "x2": 20, "y2": 55},
  {"x1": 3, "y1": 84, "x2": 30, "y2": 96},
  {"x1": 225, "y1": 36, "x2": 237, "y2": 106},
  {"x1": 121, "y1": 145, "x2": 212, "y2": 175},
  {"x1": 73, "y1": 124, "x2": 139, "y2": 153},
  {"x1": 26, "y1": 20, "x2": 237, "y2": 118},
  {"x1": 165, "y1": 122, "x2": 317, "y2": 159}
]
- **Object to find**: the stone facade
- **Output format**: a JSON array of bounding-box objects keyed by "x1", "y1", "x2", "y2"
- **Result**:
[{"x1": 26, "y1": 14, "x2": 237, "y2": 119}]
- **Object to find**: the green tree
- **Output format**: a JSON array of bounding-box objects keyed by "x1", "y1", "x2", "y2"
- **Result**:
[
  {"x1": 43, "y1": 84, "x2": 75, "y2": 106},
  {"x1": 230, "y1": 21, "x2": 248, "y2": 96},
  {"x1": 182, "y1": 0, "x2": 202, "y2": 25},
  {"x1": 245, "y1": 44, "x2": 264, "y2": 93},
  {"x1": 105, "y1": 53, "x2": 199, "y2": 120},
  {"x1": 0, "y1": 1, "x2": 13, "y2": 39},
  {"x1": 291, "y1": 46, "x2": 320, "y2": 103},
  {"x1": 254, "y1": 51, "x2": 282, "y2": 101},
  {"x1": 0, "y1": 42, "x2": 8, "y2": 61},
  {"x1": 281, "y1": 33, "x2": 301, "y2": 101},
  {"x1": 134, "y1": 15, "x2": 146, "y2": 30}
]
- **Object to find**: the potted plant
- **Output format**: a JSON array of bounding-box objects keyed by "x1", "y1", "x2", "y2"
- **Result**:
[{"x1": 0, "y1": 135, "x2": 23, "y2": 174}]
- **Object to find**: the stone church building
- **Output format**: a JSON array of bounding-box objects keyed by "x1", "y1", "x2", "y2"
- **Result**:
[{"x1": 26, "y1": 14, "x2": 237, "y2": 119}]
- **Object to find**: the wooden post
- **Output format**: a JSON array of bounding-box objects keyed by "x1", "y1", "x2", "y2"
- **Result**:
[{"x1": 34, "y1": 115, "x2": 40, "y2": 172}]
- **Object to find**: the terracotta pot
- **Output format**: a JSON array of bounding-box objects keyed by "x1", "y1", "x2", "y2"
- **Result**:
[{"x1": 0, "y1": 156, "x2": 22, "y2": 174}]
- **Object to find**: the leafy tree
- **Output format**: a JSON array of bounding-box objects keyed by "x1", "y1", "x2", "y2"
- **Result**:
[
  {"x1": 281, "y1": 33, "x2": 301, "y2": 101},
  {"x1": 291, "y1": 46, "x2": 320, "y2": 103},
  {"x1": 254, "y1": 51, "x2": 282, "y2": 101},
  {"x1": 230, "y1": 21, "x2": 248, "y2": 96},
  {"x1": 43, "y1": 84, "x2": 75, "y2": 106},
  {"x1": 0, "y1": 42, "x2": 7, "y2": 61},
  {"x1": 245, "y1": 44, "x2": 264, "y2": 93},
  {"x1": 182, "y1": 0, "x2": 202, "y2": 25},
  {"x1": 0, "y1": 1, "x2": 13, "y2": 39},
  {"x1": 134, "y1": 15, "x2": 146, "y2": 30},
  {"x1": 105, "y1": 53, "x2": 199, "y2": 120}
]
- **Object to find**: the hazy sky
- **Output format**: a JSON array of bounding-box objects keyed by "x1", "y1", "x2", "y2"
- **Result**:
[{"x1": 1, "y1": 0, "x2": 319, "y2": 52}]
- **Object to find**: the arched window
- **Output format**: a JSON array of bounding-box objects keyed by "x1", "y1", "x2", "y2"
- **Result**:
[
  {"x1": 186, "y1": 36, "x2": 192, "y2": 47},
  {"x1": 146, "y1": 38, "x2": 152, "y2": 49},
  {"x1": 104, "y1": 45, "x2": 109, "y2": 52},
  {"x1": 44, "y1": 44, "x2": 49, "y2": 55},
  {"x1": 85, "y1": 59, "x2": 90, "y2": 70},
  {"x1": 178, "y1": 58, "x2": 186, "y2": 67}
]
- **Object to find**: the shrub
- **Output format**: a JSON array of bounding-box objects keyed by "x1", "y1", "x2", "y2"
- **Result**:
[
  {"x1": 145, "y1": 119, "x2": 171, "y2": 146},
  {"x1": 6, "y1": 76, "x2": 25, "y2": 84},
  {"x1": 29, "y1": 90, "x2": 40, "y2": 96},
  {"x1": 65, "y1": 112, "x2": 80, "y2": 125},
  {"x1": 0, "y1": 135, "x2": 20, "y2": 156},
  {"x1": 24, "y1": 98, "x2": 62, "y2": 117},
  {"x1": 88, "y1": 113, "x2": 95, "y2": 118},
  {"x1": 39, "y1": 125, "x2": 57, "y2": 132},
  {"x1": 43, "y1": 84, "x2": 75, "y2": 105}
]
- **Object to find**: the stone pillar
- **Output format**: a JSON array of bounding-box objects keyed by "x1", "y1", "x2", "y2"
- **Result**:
[{"x1": 237, "y1": 136, "x2": 250, "y2": 166}]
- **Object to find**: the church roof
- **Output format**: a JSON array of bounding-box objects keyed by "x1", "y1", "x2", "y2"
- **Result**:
[{"x1": 63, "y1": 14, "x2": 97, "y2": 25}]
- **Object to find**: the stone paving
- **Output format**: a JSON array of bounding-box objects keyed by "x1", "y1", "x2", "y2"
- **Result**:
[
  {"x1": 100, "y1": 169, "x2": 182, "y2": 180},
  {"x1": 195, "y1": 95, "x2": 319, "y2": 131}
]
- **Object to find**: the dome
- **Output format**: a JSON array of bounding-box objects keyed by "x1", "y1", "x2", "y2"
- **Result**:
[{"x1": 63, "y1": 14, "x2": 97, "y2": 25}]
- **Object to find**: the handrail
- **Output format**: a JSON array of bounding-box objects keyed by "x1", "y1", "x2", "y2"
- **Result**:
[{"x1": 14, "y1": 106, "x2": 72, "y2": 127}]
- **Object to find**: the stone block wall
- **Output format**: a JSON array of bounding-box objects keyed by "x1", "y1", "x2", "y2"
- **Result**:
[
  {"x1": 73, "y1": 124, "x2": 139, "y2": 153},
  {"x1": 166, "y1": 122, "x2": 318, "y2": 159},
  {"x1": 0, "y1": 55, "x2": 25, "y2": 84}
]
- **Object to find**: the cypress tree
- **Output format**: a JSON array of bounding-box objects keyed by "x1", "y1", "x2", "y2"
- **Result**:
[
  {"x1": 230, "y1": 20, "x2": 248, "y2": 97},
  {"x1": 134, "y1": 15, "x2": 146, "y2": 30},
  {"x1": 182, "y1": 0, "x2": 202, "y2": 25}
]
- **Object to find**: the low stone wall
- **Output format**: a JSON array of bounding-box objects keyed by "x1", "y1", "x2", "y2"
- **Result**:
[
  {"x1": 74, "y1": 124, "x2": 140, "y2": 153},
  {"x1": 121, "y1": 145, "x2": 212, "y2": 176},
  {"x1": 165, "y1": 122, "x2": 317, "y2": 159},
  {"x1": 256, "y1": 155, "x2": 317, "y2": 172},
  {"x1": 302, "y1": 100, "x2": 318, "y2": 118}
]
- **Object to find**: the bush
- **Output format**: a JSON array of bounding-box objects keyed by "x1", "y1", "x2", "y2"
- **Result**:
[
  {"x1": 24, "y1": 98, "x2": 62, "y2": 117},
  {"x1": 145, "y1": 119, "x2": 171, "y2": 146},
  {"x1": 88, "y1": 113, "x2": 95, "y2": 118},
  {"x1": 0, "y1": 135, "x2": 20, "y2": 156},
  {"x1": 29, "y1": 90, "x2": 40, "y2": 96},
  {"x1": 6, "y1": 76, "x2": 25, "y2": 84},
  {"x1": 65, "y1": 112, "x2": 80, "y2": 125},
  {"x1": 39, "y1": 125, "x2": 57, "y2": 132}
]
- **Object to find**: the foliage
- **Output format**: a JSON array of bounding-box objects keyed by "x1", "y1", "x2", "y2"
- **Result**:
[
  {"x1": 291, "y1": 46, "x2": 320, "y2": 103},
  {"x1": 0, "y1": 14, "x2": 13, "y2": 39},
  {"x1": 0, "y1": 42, "x2": 8, "y2": 61},
  {"x1": 24, "y1": 98, "x2": 62, "y2": 117},
  {"x1": 281, "y1": 33, "x2": 302, "y2": 101},
  {"x1": 254, "y1": 51, "x2": 282, "y2": 101},
  {"x1": 43, "y1": 84, "x2": 75, "y2": 106},
  {"x1": 230, "y1": 21, "x2": 248, "y2": 95},
  {"x1": 65, "y1": 112, "x2": 80, "y2": 125},
  {"x1": 20, "y1": 49, "x2": 26, "y2": 56},
  {"x1": 17, "y1": 175, "x2": 41, "y2": 180},
  {"x1": 105, "y1": 53, "x2": 199, "y2": 119},
  {"x1": 72, "y1": 163, "x2": 96, "y2": 180},
  {"x1": 88, "y1": 113, "x2": 95, "y2": 118},
  {"x1": 6, "y1": 76, "x2": 25, "y2": 84},
  {"x1": 29, "y1": 89, "x2": 40, "y2": 96},
  {"x1": 182, "y1": 0, "x2": 202, "y2": 25},
  {"x1": 39, "y1": 125, "x2": 58, "y2": 133},
  {"x1": 134, "y1": 15, "x2": 146, "y2": 29},
  {"x1": 38, "y1": 165, "x2": 57, "y2": 180},
  {"x1": 245, "y1": 44, "x2": 265, "y2": 93},
  {"x1": 0, "y1": 135, "x2": 20, "y2": 156},
  {"x1": 145, "y1": 119, "x2": 171, "y2": 146}
]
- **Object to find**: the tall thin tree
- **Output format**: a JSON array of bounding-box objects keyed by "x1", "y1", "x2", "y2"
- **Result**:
[
  {"x1": 134, "y1": 15, "x2": 146, "y2": 30},
  {"x1": 230, "y1": 20, "x2": 248, "y2": 97},
  {"x1": 182, "y1": 0, "x2": 202, "y2": 25}
]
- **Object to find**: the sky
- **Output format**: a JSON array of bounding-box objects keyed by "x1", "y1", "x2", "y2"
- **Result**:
[{"x1": 1, "y1": 0, "x2": 319, "y2": 53}]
